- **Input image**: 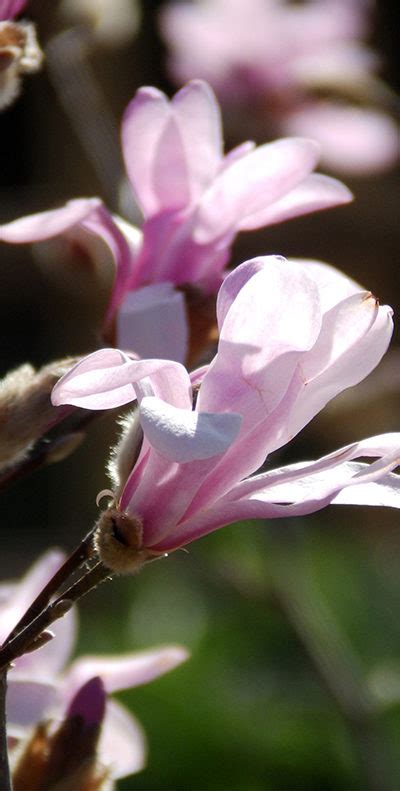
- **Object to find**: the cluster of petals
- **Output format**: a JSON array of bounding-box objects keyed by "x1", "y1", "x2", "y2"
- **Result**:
[
  {"x1": 160, "y1": 0, "x2": 399, "y2": 175},
  {"x1": 0, "y1": 80, "x2": 351, "y2": 361},
  {"x1": 52, "y1": 256, "x2": 400, "y2": 553},
  {"x1": 1, "y1": 551, "x2": 188, "y2": 779}
]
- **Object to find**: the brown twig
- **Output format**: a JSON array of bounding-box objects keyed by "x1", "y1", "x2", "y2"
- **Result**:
[
  {"x1": 0, "y1": 671, "x2": 12, "y2": 791},
  {"x1": 0, "y1": 562, "x2": 112, "y2": 673}
]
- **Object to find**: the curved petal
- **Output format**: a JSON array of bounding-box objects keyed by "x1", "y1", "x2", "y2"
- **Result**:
[
  {"x1": 237, "y1": 173, "x2": 352, "y2": 230},
  {"x1": 195, "y1": 138, "x2": 320, "y2": 243},
  {"x1": 117, "y1": 283, "x2": 188, "y2": 363},
  {"x1": 285, "y1": 103, "x2": 399, "y2": 175},
  {"x1": 63, "y1": 645, "x2": 189, "y2": 695},
  {"x1": 122, "y1": 81, "x2": 222, "y2": 216},
  {"x1": 0, "y1": 0, "x2": 28, "y2": 20},
  {"x1": 51, "y1": 349, "x2": 192, "y2": 411},
  {"x1": 139, "y1": 396, "x2": 241, "y2": 462},
  {"x1": 199, "y1": 258, "x2": 322, "y2": 428},
  {"x1": 6, "y1": 679, "x2": 59, "y2": 729},
  {"x1": 98, "y1": 699, "x2": 146, "y2": 779},
  {"x1": 0, "y1": 199, "x2": 102, "y2": 242}
]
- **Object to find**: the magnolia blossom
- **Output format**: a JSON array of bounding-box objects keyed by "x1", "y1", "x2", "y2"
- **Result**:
[
  {"x1": 161, "y1": 0, "x2": 399, "y2": 175},
  {"x1": 0, "y1": 80, "x2": 351, "y2": 361},
  {"x1": 1, "y1": 551, "x2": 188, "y2": 779},
  {"x1": 52, "y1": 256, "x2": 400, "y2": 557}
]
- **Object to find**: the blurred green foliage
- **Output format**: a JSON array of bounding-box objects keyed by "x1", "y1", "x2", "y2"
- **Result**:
[{"x1": 77, "y1": 518, "x2": 400, "y2": 790}]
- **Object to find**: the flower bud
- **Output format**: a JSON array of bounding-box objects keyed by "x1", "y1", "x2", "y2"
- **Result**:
[
  {"x1": 0, "y1": 21, "x2": 43, "y2": 109},
  {"x1": 94, "y1": 506, "x2": 151, "y2": 574}
]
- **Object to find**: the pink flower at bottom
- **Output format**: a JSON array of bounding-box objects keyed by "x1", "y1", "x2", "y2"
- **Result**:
[
  {"x1": 1, "y1": 551, "x2": 188, "y2": 779},
  {"x1": 52, "y1": 256, "x2": 400, "y2": 556}
]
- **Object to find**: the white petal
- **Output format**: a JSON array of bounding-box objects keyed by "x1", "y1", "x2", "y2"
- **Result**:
[{"x1": 139, "y1": 396, "x2": 241, "y2": 462}]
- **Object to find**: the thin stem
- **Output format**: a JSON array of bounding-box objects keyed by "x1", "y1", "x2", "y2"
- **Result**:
[
  {"x1": 0, "y1": 671, "x2": 12, "y2": 791},
  {"x1": 0, "y1": 563, "x2": 112, "y2": 672},
  {"x1": 3, "y1": 528, "x2": 97, "y2": 646}
]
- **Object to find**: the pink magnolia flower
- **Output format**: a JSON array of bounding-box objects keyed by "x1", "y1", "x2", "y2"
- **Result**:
[
  {"x1": 161, "y1": 0, "x2": 399, "y2": 175},
  {"x1": 52, "y1": 256, "x2": 400, "y2": 557},
  {"x1": 1, "y1": 550, "x2": 188, "y2": 779},
  {"x1": 0, "y1": 80, "x2": 351, "y2": 361}
]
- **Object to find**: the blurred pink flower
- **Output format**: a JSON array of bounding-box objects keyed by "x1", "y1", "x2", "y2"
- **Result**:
[
  {"x1": 0, "y1": 81, "x2": 351, "y2": 361},
  {"x1": 161, "y1": 0, "x2": 399, "y2": 175},
  {"x1": 0, "y1": 0, "x2": 28, "y2": 19},
  {"x1": 52, "y1": 256, "x2": 400, "y2": 555},
  {"x1": 1, "y1": 550, "x2": 188, "y2": 779}
]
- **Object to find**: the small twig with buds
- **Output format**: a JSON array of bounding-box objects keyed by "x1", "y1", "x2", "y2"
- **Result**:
[
  {"x1": 0, "y1": 561, "x2": 112, "y2": 672},
  {"x1": 4, "y1": 526, "x2": 98, "y2": 645}
]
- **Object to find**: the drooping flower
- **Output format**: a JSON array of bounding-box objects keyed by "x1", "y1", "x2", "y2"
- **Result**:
[
  {"x1": 52, "y1": 256, "x2": 400, "y2": 562},
  {"x1": 160, "y1": 0, "x2": 399, "y2": 175},
  {"x1": 0, "y1": 0, "x2": 43, "y2": 109},
  {"x1": 0, "y1": 81, "x2": 351, "y2": 361},
  {"x1": 1, "y1": 550, "x2": 188, "y2": 780}
]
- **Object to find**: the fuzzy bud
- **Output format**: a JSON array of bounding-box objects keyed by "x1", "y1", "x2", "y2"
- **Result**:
[
  {"x1": 0, "y1": 21, "x2": 43, "y2": 110},
  {"x1": 94, "y1": 507, "x2": 151, "y2": 574}
]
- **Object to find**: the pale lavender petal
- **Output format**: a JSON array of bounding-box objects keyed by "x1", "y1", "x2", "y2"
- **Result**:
[
  {"x1": 0, "y1": 199, "x2": 102, "y2": 242},
  {"x1": 238, "y1": 173, "x2": 353, "y2": 230},
  {"x1": 123, "y1": 81, "x2": 222, "y2": 218},
  {"x1": 288, "y1": 297, "x2": 393, "y2": 438},
  {"x1": 81, "y1": 206, "x2": 137, "y2": 325},
  {"x1": 0, "y1": 0, "x2": 27, "y2": 20},
  {"x1": 139, "y1": 396, "x2": 241, "y2": 462},
  {"x1": 6, "y1": 679, "x2": 59, "y2": 729},
  {"x1": 195, "y1": 138, "x2": 320, "y2": 243},
  {"x1": 51, "y1": 348, "x2": 192, "y2": 410},
  {"x1": 332, "y1": 470, "x2": 400, "y2": 507},
  {"x1": 122, "y1": 86, "x2": 171, "y2": 215},
  {"x1": 0, "y1": 550, "x2": 66, "y2": 645},
  {"x1": 170, "y1": 79, "x2": 223, "y2": 194},
  {"x1": 285, "y1": 103, "x2": 399, "y2": 175},
  {"x1": 117, "y1": 283, "x2": 188, "y2": 363},
  {"x1": 216, "y1": 255, "x2": 282, "y2": 329},
  {"x1": 98, "y1": 699, "x2": 146, "y2": 779},
  {"x1": 287, "y1": 258, "x2": 361, "y2": 311},
  {"x1": 199, "y1": 259, "x2": 322, "y2": 427},
  {"x1": 63, "y1": 645, "x2": 189, "y2": 695}
]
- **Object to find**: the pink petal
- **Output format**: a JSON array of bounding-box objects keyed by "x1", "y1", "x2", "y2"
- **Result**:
[
  {"x1": 63, "y1": 645, "x2": 189, "y2": 695},
  {"x1": 199, "y1": 258, "x2": 322, "y2": 426},
  {"x1": 238, "y1": 173, "x2": 353, "y2": 230},
  {"x1": 288, "y1": 296, "x2": 393, "y2": 438},
  {"x1": 0, "y1": 0, "x2": 27, "y2": 20},
  {"x1": 117, "y1": 283, "x2": 188, "y2": 363},
  {"x1": 122, "y1": 81, "x2": 222, "y2": 216},
  {"x1": 98, "y1": 699, "x2": 146, "y2": 778},
  {"x1": 139, "y1": 396, "x2": 241, "y2": 462},
  {"x1": 195, "y1": 138, "x2": 320, "y2": 243},
  {"x1": 0, "y1": 199, "x2": 102, "y2": 242},
  {"x1": 285, "y1": 103, "x2": 400, "y2": 175},
  {"x1": 6, "y1": 679, "x2": 58, "y2": 729},
  {"x1": 51, "y1": 349, "x2": 192, "y2": 410}
]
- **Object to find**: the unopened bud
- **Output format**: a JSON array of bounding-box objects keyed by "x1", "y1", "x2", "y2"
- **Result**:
[
  {"x1": 107, "y1": 409, "x2": 143, "y2": 497},
  {"x1": 94, "y1": 507, "x2": 150, "y2": 574},
  {"x1": 0, "y1": 357, "x2": 78, "y2": 472}
]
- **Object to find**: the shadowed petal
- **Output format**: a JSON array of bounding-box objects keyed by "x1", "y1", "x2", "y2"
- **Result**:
[
  {"x1": 0, "y1": 199, "x2": 102, "y2": 242},
  {"x1": 117, "y1": 283, "x2": 188, "y2": 363},
  {"x1": 139, "y1": 395, "x2": 241, "y2": 462},
  {"x1": 98, "y1": 699, "x2": 146, "y2": 779}
]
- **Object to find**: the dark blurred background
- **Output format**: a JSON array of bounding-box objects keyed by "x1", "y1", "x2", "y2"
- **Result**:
[{"x1": 1, "y1": 1, "x2": 400, "y2": 788}]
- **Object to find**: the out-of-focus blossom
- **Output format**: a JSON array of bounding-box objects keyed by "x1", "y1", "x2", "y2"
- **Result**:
[
  {"x1": 161, "y1": 0, "x2": 399, "y2": 175},
  {"x1": 60, "y1": 0, "x2": 141, "y2": 47},
  {"x1": 52, "y1": 256, "x2": 400, "y2": 561},
  {"x1": 0, "y1": 81, "x2": 351, "y2": 362},
  {"x1": 1, "y1": 551, "x2": 188, "y2": 780},
  {"x1": 0, "y1": 0, "x2": 43, "y2": 109}
]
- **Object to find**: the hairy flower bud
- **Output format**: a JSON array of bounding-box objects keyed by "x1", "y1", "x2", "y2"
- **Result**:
[
  {"x1": 0, "y1": 358, "x2": 77, "y2": 472},
  {"x1": 0, "y1": 20, "x2": 43, "y2": 109},
  {"x1": 94, "y1": 507, "x2": 151, "y2": 574}
]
